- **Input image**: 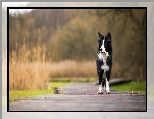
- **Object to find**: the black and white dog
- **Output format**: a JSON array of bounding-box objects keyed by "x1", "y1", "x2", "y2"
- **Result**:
[{"x1": 96, "y1": 32, "x2": 112, "y2": 94}]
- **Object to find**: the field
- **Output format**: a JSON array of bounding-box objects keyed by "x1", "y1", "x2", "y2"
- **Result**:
[
  {"x1": 9, "y1": 60, "x2": 98, "y2": 90},
  {"x1": 7, "y1": 43, "x2": 147, "y2": 104},
  {"x1": 9, "y1": 81, "x2": 71, "y2": 102},
  {"x1": 8, "y1": 43, "x2": 96, "y2": 103},
  {"x1": 8, "y1": 80, "x2": 147, "y2": 103},
  {"x1": 110, "y1": 81, "x2": 146, "y2": 94},
  {"x1": 9, "y1": 43, "x2": 98, "y2": 90}
]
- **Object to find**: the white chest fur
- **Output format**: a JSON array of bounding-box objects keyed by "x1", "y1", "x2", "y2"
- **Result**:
[
  {"x1": 98, "y1": 41, "x2": 109, "y2": 72},
  {"x1": 101, "y1": 53, "x2": 109, "y2": 71}
]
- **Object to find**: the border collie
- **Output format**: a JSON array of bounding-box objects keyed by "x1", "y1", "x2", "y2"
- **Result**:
[{"x1": 96, "y1": 32, "x2": 112, "y2": 94}]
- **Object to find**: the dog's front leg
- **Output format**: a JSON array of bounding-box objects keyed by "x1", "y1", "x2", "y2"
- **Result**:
[{"x1": 105, "y1": 71, "x2": 110, "y2": 94}]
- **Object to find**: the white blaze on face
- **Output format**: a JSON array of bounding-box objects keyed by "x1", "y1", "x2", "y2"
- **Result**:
[{"x1": 100, "y1": 40, "x2": 106, "y2": 53}]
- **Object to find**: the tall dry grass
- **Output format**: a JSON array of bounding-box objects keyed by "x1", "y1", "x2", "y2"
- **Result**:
[
  {"x1": 9, "y1": 43, "x2": 50, "y2": 90},
  {"x1": 9, "y1": 43, "x2": 98, "y2": 90},
  {"x1": 46, "y1": 60, "x2": 97, "y2": 78},
  {"x1": 10, "y1": 42, "x2": 140, "y2": 90}
]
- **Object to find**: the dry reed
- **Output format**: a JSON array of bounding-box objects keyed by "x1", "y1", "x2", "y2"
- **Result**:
[
  {"x1": 9, "y1": 42, "x2": 138, "y2": 90},
  {"x1": 9, "y1": 43, "x2": 98, "y2": 90},
  {"x1": 9, "y1": 43, "x2": 50, "y2": 90},
  {"x1": 46, "y1": 60, "x2": 97, "y2": 78}
]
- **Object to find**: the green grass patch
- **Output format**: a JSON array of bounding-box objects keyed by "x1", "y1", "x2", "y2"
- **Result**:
[
  {"x1": 50, "y1": 81, "x2": 72, "y2": 87},
  {"x1": 9, "y1": 90, "x2": 53, "y2": 102},
  {"x1": 111, "y1": 81, "x2": 146, "y2": 94},
  {"x1": 50, "y1": 77, "x2": 97, "y2": 83},
  {"x1": 9, "y1": 81, "x2": 71, "y2": 102}
]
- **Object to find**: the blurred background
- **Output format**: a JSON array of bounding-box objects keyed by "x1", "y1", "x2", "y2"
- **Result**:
[{"x1": 5, "y1": 6, "x2": 147, "y2": 90}]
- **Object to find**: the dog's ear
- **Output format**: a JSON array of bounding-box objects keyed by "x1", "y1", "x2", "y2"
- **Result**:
[
  {"x1": 98, "y1": 32, "x2": 104, "y2": 39},
  {"x1": 98, "y1": 32, "x2": 101, "y2": 37},
  {"x1": 106, "y1": 32, "x2": 111, "y2": 41},
  {"x1": 107, "y1": 32, "x2": 111, "y2": 38}
]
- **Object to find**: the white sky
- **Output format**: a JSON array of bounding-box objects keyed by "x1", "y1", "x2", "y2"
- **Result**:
[{"x1": 2, "y1": 2, "x2": 32, "y2": 13}]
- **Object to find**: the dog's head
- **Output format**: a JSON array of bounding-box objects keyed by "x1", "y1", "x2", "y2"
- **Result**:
[
  {"x1": 98, "y1": 32, "x2": 106, "y2": 53},
  {"x1": 98, "y1": 32, "x2": 112, "y2": 52},
  {"x1": 97, "y1": 32, "x2": 112, "y2": 60}
]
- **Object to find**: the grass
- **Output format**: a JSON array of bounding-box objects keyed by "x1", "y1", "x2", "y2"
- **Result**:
[
  {"x1": 110, "y1": 81, "x2": 146, "y2": 94},
  {"x1": 9, "y1": 81, "x2": 71, "y2": 102},
  {"x1": 9, "y1": 80, "x2": 148, "y2": 103},
  {"x1": 8, "y1": 42, "x2": 147, "y2": 103},
  {"x1": 50, "y1": 77, "x2": 97, "y2": 82},
  {"x1": 9, "y1": 43, "x2": 98, "y2": 90},
  {"x1": 9, "y1": 78, "x2": 97, "y2": 102}
]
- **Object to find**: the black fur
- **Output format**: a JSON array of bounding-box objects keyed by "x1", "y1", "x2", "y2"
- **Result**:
[{"x1": 96, "y1": 32, "x2": 112, "y2": 87}]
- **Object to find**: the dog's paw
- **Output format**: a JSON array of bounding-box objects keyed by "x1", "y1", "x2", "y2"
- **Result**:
[
  {"x1": 106, "y1": 91, "x2": 110, "y2": 94},
  {"x1": 97, "y1": 90, "x2": 103, "y2": 94}
]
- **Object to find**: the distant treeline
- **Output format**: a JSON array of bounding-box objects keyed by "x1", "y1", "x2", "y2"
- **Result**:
[{"x1": 9, "y1": 9, "x2": 146, "y2": 81}]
